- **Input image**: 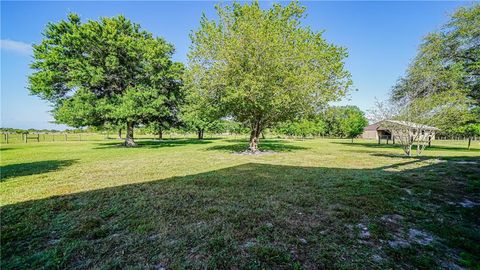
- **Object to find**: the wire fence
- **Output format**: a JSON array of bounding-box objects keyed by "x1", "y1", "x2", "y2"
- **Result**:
[
  {"x1": 435, "y1": 135, "x2": 478, "y2": 141},
  {"x1": 0, "y1": 133, "x2": 106, "y2": 144},
  {"x1": 0, "y1": 132, "x2": 477, "y2": 144},
  {"x1": 0, "y1": 132, "x2": 253, "y2": 144}
]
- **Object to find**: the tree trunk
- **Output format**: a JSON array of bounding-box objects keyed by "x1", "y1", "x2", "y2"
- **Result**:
[
  {"x1": 403, "y1": 145, "x2": 412, "y2": 156},
  {"x1": 158, "y1": 128, "x2": 163, "y2": 140},
  {"x1": 249, "y1": 121, "x2": 262, "y2": 152},
  {"x1": 197, "y1": 129, "x2": 204, "y2": 139},
  {"x1": 468, "y1": 137, "x2": 471, "y2": 150},
  {"x1": 351, "y1": 137, "x2": 354, "y2": 143},
  {"x1": 118, "y1": 128, "x2": 122, "y2": 140},
  {"x1": 124, "y1": 122, "x2": 136, "y2": 147}
]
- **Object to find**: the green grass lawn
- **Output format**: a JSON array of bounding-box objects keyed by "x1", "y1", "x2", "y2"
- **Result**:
[{"x1": 1, "y1": 138, "x2": 479, "y2": 269}]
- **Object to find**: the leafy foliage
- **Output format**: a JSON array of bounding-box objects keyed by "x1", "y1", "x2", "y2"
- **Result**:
[
  {"x1": 391, "y1": 4, "x2": 479, "y2": 105},
  {"x1": 29, "y1": 14, "x2": 183, "y2": 146},
  {"x1": 337, "y1": 107, "x2": 368, "y2": 141},
  {"x1": 389, "y1": 4, "x2": 480, "y2": 146},
  {"x1": 187, "y1": 1, "x2": 351, "y2": 151},
  {"x1": 181, "y1": 72, "x2": 222, "y2": 139},
  {"x1": 275, "y1": 119, "x2": 326, "y2": 138},
  {"x1": 322, "y1": 106, "x2": 368, "y2": 139}
]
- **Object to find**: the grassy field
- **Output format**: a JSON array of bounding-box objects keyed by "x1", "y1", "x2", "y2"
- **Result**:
[{"x1": 1, "y1": 138, "x2": 479, "y2": 269}]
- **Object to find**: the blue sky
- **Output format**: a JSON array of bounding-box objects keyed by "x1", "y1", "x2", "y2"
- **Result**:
[{"x1": 1, "y1": 1, "x2": 472, "y2": 129}]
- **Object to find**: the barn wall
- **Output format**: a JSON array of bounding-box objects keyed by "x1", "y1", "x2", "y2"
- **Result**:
[{"x1": 361, "y1": 130, "x2": 378, "y2": 139}]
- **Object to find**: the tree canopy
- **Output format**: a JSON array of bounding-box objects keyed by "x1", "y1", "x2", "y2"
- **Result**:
[
  {"x1": 321, "y1": 106, "x2": 367, "y2": 140},
  {"x1": 391, "y1": 4, "x2": 479, "y2": 105},
  {"x1": 29, "y1": 14, "x2": 183, "y2": 146},
  {"x1": 389, "y1": 4, "x2": 479, "y2": 148},
  {"x1": 337, "y1": 106, "x2": 368, "y2": 142},
  {"x1": 182, "y1": 72, "x2": 222, "y2": 139},
  {"x1": 187, "y1": 1, "x2": 351, "y2": 151},
  {"x1": 275, "y1": 119, "x2": 326, "y2": 139}
]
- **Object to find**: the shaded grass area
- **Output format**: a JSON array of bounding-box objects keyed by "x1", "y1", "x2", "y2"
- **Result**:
[
  {"x1": 1, "y1": 139, "x2": 479, "y2": 269},
  {"x1": 93, "y1": 138, "x2": 215, "y2": 149},
  {"x1": 0, "y1": 160, "x2": 76, "y2": 182},
  {"x1": 207, "y1": 141, "x2": 308, "y2": 152}
]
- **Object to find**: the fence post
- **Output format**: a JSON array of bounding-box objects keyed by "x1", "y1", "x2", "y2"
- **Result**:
[
  {"x1": 37, "y1": 134, "x2": 40, "y2": 142},
  {"x1": 53, "y1": 134, "x2": 55, "y2": 142},
  {"x1": 79, "y1": 134, "x2": 82, "y2": 141},
  {"x1": 6, "y1": 133, "x2": 8, "y2": 144},
  {"x1": 65, "y1": 133, "x2": 67, "y2": 141}
]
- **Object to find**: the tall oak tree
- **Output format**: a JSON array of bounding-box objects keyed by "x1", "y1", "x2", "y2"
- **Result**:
[{"x1": 29, "y1": 14, "x2": 183, "y2": 146}]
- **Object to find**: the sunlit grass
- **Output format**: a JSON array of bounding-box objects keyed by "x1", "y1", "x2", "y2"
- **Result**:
[{"x1": 1, "y1": 138, "x2": 479, "y2": 269}]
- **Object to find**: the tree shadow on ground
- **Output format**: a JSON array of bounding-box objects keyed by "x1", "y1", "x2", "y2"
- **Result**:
[
  {"x1": 206, "y1": 141, "x2": 309, "y2": 152},
  {"x1": 224, "y1": 138, "x2": 292, "y2": 144},
  {"x1": 93, "y1": 138, "x2": 213, "y2": 149},
  {"x1": 0, "y1": 160, "x2": 77, "y2": 182},
  {"x1": 371, "y1": 152, "x2": 480, "y2": 162},
  {"x1": 2, "y1": 157, "x2": 479, "y2": 269},
  {"x1": 333, "y1": 141, "x2": 479, "y2": 152}
]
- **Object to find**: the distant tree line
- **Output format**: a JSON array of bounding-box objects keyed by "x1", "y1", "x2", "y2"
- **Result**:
[
  {"x1": 0, "y1": 128, "x2": 78, "y2": 134},
  {"x1": 0, "y1": 128, "x2": 60, "y2": 134},
  {"x1": 1, "y1": 104, "x2": 370, "y2": 141},
  {"x1": 273, "y1": 106, "x2": 367, "y2": 141}
]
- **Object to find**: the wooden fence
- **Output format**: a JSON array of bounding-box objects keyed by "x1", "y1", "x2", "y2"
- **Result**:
[{"x1": 0, "y1": 133, "x2": 107, "y2": 144}]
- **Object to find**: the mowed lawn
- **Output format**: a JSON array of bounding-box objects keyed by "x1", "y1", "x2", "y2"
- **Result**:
[{"x1": 1, "y1": 138, "x2": 479, "y2": 269}]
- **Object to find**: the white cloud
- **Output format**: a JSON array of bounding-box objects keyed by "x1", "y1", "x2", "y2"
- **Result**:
[{"x1": 1, "y1": 39, "x2": 32, "y2": 55}]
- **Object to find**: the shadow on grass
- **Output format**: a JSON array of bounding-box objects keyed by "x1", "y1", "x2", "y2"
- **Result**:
[
  {"x1": 206, "y1": 141, "x2": 309, "y2": 152},
  {"x1": 2, "y1": 158, "x2": 479, "y2": 269},
  {"x1": 333, "y1": 141, "x2": 479, "y2": 152},
  {"x1": 224, "y1": 138, "x2": 292, "y2": 144},
  {"x1": 93, "y1": 138, "x2": 213, "y2": 149},
  {"x1": 371, "y1": 152, "x2": 480, "y2": 161},
  {"x1": 0, "y1": 160, "x2": 77, "y2": 181}
]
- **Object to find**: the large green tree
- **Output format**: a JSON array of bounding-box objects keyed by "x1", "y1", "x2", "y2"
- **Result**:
[
  {"x1": 187, "y1": 1, "x2": 351, "y2": 152},
  {"x1": 390, "y1": 4, "x2": 479, "y2": 147},
  {"x1": 392, "y1": 4, "x2": 479, "y2": 105},
  {"x1": 29, "y1": 14, "x2": 183, "y2": 146}
]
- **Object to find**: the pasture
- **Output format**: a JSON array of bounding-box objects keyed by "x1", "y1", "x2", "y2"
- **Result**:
[{"x1": 1, "y1": 138, "x2": 479, "y2": 269}]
